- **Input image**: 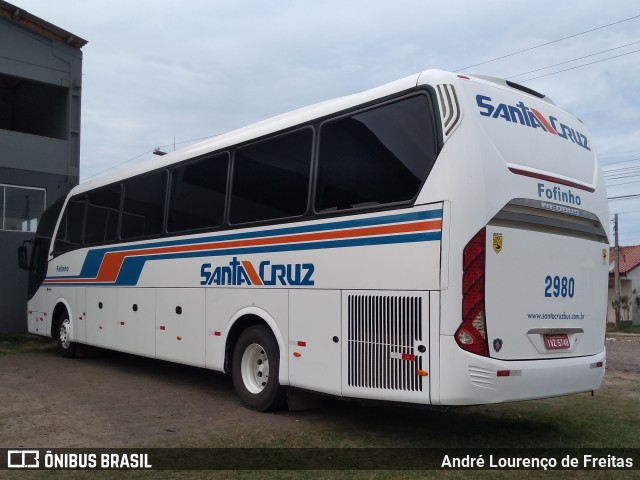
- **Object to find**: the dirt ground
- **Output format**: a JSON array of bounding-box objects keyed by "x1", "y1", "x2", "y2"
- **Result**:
[{"x1": 1, "y1": 334, "x2": 638, "y2": 449}]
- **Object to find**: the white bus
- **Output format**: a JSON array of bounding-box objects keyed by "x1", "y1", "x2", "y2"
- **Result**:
[{"x1": 18, "y1": 70, "x2": 609, "y2": 411}]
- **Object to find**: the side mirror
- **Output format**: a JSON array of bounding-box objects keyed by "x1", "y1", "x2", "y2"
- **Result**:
[{"x1": 18, "y1": 245, "x2": 29, "y2": 270}]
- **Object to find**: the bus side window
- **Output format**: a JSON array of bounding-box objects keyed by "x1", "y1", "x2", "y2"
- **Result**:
[
  {"x1": 53, "y1": 196, "x2": 86, "y2": 252},
  {"x1": 230, "y1": 128, "x2": 313, "y2": 224},
  {"x1": 121, "y1": 172, "x2": 167, "y2": 239},
  {"x1": 84, "y1": 184, "x2": 122, "y2": 245},
  {"x1": 315, "y1": 95, "x2": 438, "y2": 213},
  {"x1": 168, "y1": 153, "x2": 229, "y2": 233}
]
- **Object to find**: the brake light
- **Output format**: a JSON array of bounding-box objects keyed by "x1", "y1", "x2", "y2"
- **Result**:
[{"x1": 456, "y1": 228, "x2": 489, "y2": 356}]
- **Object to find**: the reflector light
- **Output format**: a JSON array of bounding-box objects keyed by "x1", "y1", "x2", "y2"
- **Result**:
[
  {"x1": 176, "y1": 336, "x2": 182, "y2": 341},
  {"x1": 457, "y1": 75, "x2": 470, "y2": 80},
  {"x1": 402, "y1": 353, "x2": 416, "y2": 361},
  {"x1": 293, "y1": 352, "x2": 302, "y2": 358},
  {"x1": 497, "y1": 370, "x2": 510, "y2": 377},
  {"x1": 416, "y1": 370, "x2": 429, "y2": 376},
  {"x1": 160, "y1": 326, "x2": 166, "y2": 331},
  {"x1": 120, "y1": 322, "x2": 125, "y2": 326},
  {"x1": 297, "y1": 341, "x2": 307, "y2": 347},
  {"x1": 214, "y1": 331, "x2": 221, "y2": 336}
]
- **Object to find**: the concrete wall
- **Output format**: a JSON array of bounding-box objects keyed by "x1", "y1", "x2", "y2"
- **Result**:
[{"x1": 0, "y1": 13, "x2": 83, "y2": 332}]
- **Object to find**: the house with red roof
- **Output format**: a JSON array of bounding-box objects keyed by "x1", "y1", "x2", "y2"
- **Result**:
[{"x1": 608, "y1": 245, "x2": 640, "y2": 325}]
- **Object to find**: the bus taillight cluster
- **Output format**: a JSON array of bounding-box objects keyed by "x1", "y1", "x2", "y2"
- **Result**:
[{"x1": 456, "y1": 228, "x2": 489, "y2": 356}]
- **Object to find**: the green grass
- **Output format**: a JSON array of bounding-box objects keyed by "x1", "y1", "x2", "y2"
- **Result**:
[
  {"x1": 606, "y1": 323, "x2": 640, "y2": 334},
  {"x1": 8, "y1": 374, "x2": 634, "y2": 480},
  {"x1": 2, "y1": 333, "x2": 639, "y2": 479},
  {"x1": 0, "y1": 333, "x2": 55, "y2": 355}
]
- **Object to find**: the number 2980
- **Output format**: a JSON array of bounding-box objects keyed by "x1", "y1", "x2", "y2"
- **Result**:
[{"x1": 544, "y1": 275, "x2": 575, "y2": 298}]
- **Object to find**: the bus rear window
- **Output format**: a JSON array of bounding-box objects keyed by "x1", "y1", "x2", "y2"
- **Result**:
[{"x1": 315, "y1": 95, "x2": 438, "y2": 213}]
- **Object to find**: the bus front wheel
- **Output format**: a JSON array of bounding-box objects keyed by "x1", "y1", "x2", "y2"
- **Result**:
[
  {"x1": 232, "y1": 325, "x2": 286, "y2": 411},
  {"x1": 56, "y1": 312, "x2": 76, "y2": 358}
]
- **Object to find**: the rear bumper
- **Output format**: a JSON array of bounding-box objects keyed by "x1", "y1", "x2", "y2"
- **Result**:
[{"x1": 438, "y1": 335, "x2": 606, "y2": 405}]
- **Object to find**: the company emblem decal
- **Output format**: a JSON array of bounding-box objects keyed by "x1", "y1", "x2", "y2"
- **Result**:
[
  {"x1": 476, "y1": 95, "x2": 590, "y2": 151},
  {"x1": 493, "y1": 338, "x2": 503, "y2": 352},
  {"x1": 492, "y1": 233, "x2": 503, "y2": 254},
  {"x1": 200, "y1": 256, "x2": 314, "y2": 286}
]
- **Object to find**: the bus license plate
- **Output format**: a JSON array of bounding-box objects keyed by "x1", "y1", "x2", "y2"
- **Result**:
[{"x1": 544, "y1": 334, "x2": 570, "y2": 350}]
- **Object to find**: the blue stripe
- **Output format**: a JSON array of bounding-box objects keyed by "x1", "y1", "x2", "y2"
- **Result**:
[
  {"x1": 45, "y1": 231, "x2": 441, "y2": 286},
  {"x1": 50, "y1": 209, "x2": 443, "y2": 280}
]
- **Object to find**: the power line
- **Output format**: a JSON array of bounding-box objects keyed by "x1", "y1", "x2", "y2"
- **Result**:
[
  {"x1": 82, "y1": 150, "x2": 153, "y2": 180},
  {"x1": 602, "y1": 157, "x2": 640, "y2": 167},
  {"x1": 601, "y1": 150, "x2": 640, "y2": 158},
  {"x1": 518, "y1": 48, "x2": 640, "y2": 82},
  {"x1": 507, "y1": 40, "x2": 640, "y2": 80},
  {"x1": 81, "y1": 132, "x2": 226, "y2": 181},
  {"x1": 606, "y1": 179, "x2": 640, "y2": 187},
  {"x1": 455, "y1": 13, "x2": 640, "y2": 71},
  {"x1": 609, "y1": 194, "x2": 640, "y2": 200}
]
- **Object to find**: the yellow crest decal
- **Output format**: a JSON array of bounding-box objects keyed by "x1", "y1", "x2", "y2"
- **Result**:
[
  {"x1": 493, "y1": 233, "x2": 503, "y2": 254},
  {"x1": 602, "y1": 248, "x2": 607, "y2": 259}
]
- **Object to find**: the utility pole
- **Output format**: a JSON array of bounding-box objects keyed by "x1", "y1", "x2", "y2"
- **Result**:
[{"x1": 614, "y1": 213, "x2": 621, "y2": 328}]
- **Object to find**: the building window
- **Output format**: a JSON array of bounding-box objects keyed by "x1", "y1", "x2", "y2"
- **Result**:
[{"x1": 0, "y1": 184, "x2": 46, "y2": 232}]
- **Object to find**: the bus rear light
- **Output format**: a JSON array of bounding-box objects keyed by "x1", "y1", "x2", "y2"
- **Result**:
[
  {"x1": 416, "y1": 370, "x2": 429, "y2": 376},
  {"x1": 456, "y1": 228, "x2": 489, "y2": 357}
]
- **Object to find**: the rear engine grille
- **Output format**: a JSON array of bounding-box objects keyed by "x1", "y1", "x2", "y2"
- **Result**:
[{"x1": 347, "y1": 295, "x2": 423, "y2": 391}]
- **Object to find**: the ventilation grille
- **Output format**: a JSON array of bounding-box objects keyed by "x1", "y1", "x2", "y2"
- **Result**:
[
  {"x1": 347, "y1": 295, "x2": 423, "y2": 391},
  {"x1": 436, "y1": 84, "x2": 462, "y2": 139}
]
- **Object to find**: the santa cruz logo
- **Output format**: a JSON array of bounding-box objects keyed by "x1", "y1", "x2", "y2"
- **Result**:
[
  {"x1": 200, "y1": 257, "x2": 315, "y2": 286},
  {"x1": 476, "y1": 95, "x2": 590, "y2": 151}
]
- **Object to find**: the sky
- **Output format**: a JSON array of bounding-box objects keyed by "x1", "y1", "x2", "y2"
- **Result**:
[{"x1": 11, "y1": 0, "x2": 640, "y2": 244}]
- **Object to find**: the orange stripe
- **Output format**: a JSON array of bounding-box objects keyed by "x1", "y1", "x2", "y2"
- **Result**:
[
  {"x1": 241, "y1": 261, "x2": 263, "y2": 286},
  {"x1": 93, "y1": 219, "x2": 441, "y2": 283}
]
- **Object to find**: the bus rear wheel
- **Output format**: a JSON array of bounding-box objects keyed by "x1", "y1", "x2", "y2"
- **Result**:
[
  {"x1": 57, "y1": 313, "x2": 76, "y2": 358},
  {"x1": 232, "y1": 325, "x2": 286, "y2": 411}
]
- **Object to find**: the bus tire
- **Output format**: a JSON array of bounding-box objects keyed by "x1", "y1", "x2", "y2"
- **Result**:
[
  {"x1": 56, "y1": 312, "x2": 76, "y2": 358},
  {"x1": 232, "y1": 325, "x2": 286, "y2": 411}
]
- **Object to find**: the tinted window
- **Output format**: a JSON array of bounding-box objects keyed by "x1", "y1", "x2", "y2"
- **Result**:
[
  {"x1": 84, "y1": 185, "x2": 121, "y2": 245},
  {"x1": 230, "y1": 128, "x2": 312, "y2": 224},
  {"x1": 54, "y1": 196, "x2": 85, "y2": 250},
  {"x1": 168, "y1": 154, "x2": 228, "y2": 232},
  {"x1": 315, "y1": 95, "x2": 438, "y2": 213},
  {"x1": 121, "y1": 172, "x2": 167, "y2": 239}
]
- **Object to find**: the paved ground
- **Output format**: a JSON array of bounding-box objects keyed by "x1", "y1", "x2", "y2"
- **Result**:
[{"x1": 0, "y1": 335, "x2": 637, "y2": 449}]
